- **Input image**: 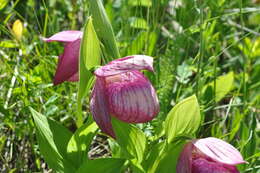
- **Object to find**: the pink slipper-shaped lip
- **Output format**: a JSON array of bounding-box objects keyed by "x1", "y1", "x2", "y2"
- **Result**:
[
  {"x1": 90, "y1": 55, "x2": 159, "y2": 138},
  {"x1": 177, "y1": 137, "x2": 246, "y2": 173}
]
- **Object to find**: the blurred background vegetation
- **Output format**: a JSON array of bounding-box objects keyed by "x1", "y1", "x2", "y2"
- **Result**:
[{"x1": 0, "y1": 0, "x2": 260, "y2": 172}]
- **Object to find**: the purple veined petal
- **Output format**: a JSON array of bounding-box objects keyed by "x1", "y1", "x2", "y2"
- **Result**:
[
  {"x1": 53, "y1": 39, "x2": 80, "y2": 85},
  {"x1": 94, "y1": 55, "x2": 154, "y2": 77},
  {"x1": 106, "y1": 71, "x2": 159, "y2": 123},
  {"x1": 192, "y1": 158, "x2": 239, "y2": 173},
  {"x1": 193, "y1": 137, "x2": 246, "y2": 165},
  {"x1": 90, "y1": 78, "x2": 116, "y2": 138},
  {"x1": 42, "y1": 30, "x2": 83, "y2": 43},
  {"x1": 176, "y1": 142, "x2": 193, "y2": 173}
]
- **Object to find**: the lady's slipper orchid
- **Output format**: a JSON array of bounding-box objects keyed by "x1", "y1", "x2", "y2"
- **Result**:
[
  {"x1": 90, "y1": 55, "x2": 159, "y2": 138},
  {"x1": 43, "y1": 30, "x2": 82, "y2": 85},
  {"x1": 177, "y1": 137, "x2": 246, "y2": 173}
]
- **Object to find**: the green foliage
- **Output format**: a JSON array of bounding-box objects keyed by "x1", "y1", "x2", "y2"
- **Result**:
[
  {"x1": 111, "y1": 118, "x2": 147, "y2": 163},
  {"x1": 1, "y1": 0, "x2": 259, "y2": 172},
  {"x1": 89, "y1": 0, "x2": 120, "y2": 60},
  {"x1": 203, "y1": 71, "x2": 234, "y2": 102},
  {"x1": 30, "y1": 108, "x2": 76, "y2": 173},
  {"x1": 153, "y1": 141, "x2": 185, "y2": 173},
  {"x1": 165, "y1": 95, "x2": 201, "y2": 143},
  {"x1": 66, "y1": 118, "x2": 98, "y2": 168},
  {"x1": 77, "y1": 17, "x2": 100, "y2": 126},
  {"x1": 76, "y1": 158, "x2": 125, "y2": 173}
]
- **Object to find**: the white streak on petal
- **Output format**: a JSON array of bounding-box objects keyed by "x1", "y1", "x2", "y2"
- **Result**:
[
  {"x1": 193, "y1": 137, "x2": 246, "y2": 165},
  {"x1": 94, "y1": 55, "x2": 154, "y2": 77},
  {"x1": 42, "y1": 30, "x2": 82, "y2": 43}
]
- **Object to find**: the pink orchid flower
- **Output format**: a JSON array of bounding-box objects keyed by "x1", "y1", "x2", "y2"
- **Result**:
[
  {"x1": 43, "y1": 30, "x2": 83, "y2": 85},
  {"x1": 177, "y1": 137, "x2": 246, "y2": 173},
  {"x1": 90, "y1": 55, "x2": 160, "y2": 138}
]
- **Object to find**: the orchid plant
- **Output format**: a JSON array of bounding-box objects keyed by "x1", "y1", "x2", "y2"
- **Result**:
[{"x1": 30, "y1": 0, "x2": 246, "y2": 173}]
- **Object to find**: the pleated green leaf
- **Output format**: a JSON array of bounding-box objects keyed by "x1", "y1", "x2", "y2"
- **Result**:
[
  {"x1": 165, "y1": 95, "x2": 201, "y2": 143},
  {"x1": 30, "y1": 108, "x2": 76, "y2": 173}
]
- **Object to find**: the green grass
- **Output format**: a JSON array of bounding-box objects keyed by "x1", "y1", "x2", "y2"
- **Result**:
[{"x1": 0, "y1": 0, "x2": 260, "y2": 172}]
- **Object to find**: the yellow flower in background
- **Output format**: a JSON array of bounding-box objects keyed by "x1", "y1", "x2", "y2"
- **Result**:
[{"x1": 12, "y1": 19, "x2": 23, "y2": 40}]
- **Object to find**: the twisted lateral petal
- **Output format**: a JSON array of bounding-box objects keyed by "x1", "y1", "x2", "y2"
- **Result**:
[
  {"x1": 176, "y1": 143, "x2": 193, "y2": 173},
  {"x1": 193, "y1": 137, "x2": 246, "y2": 165},
  {"x1": 94, "y1": 55, "x2": 154, "y2": 77},
  {"x1": 90, "y1": 78, "x2": 115, "y2": 138},
  {"x1": 53, "y1": 39, "x2": 80, "y2": 85},
  {"x1": 106, "y1": 71, "x2": 159, "y2": 123},
  {"x1": 42, "y1": 30, "x2": 83, "y2": 42},
  {"x1": 192, "y1": 158, "x2": 239, "y2": 173}
]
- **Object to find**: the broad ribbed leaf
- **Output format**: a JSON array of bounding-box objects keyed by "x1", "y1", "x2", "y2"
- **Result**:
[
  {"x1": 89, "y1": 0, "x2": 120, "y2": 60},
  {"x1": 111, "y1": 118, "x2": 146, "y2": 163},
  {"x1": 66, "y1": 118, "x2": 98, "y2": 168},
  {"x1": 203, "y1": 71, "x2": 234, "y2": 102},
  {"x1": 76, "y1": 158, "x2": 125, "y2": 173},
  {"x1": 165, "y1": 95, "x2": 201, "y2": 143},
  {"x1": 30, "y1": 108, "x2": 75, "y2": 173},
  {"x1": 77, "y1": 17, "x2": 100, "y2": 126}
]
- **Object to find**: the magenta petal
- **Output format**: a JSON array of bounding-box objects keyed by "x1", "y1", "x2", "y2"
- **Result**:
[
  {"x1": 53, "y1": 39, "x2": 80, "y2": 85},
  {"x1": 90, "y1": 78, "x2": 116, "y2": 138},
  {"x1": 94, "y1": 55, "x2": 154, "y2": 77},
  {"x1": 176, "y1": 142, "x2": 193, "y2": 173},
  {"x1": 192, "y1": 158, "x2": 239, "y2": 173},
  {"x1": 42, "y1": 30, "x2": 82, "y2": 43},
  {"x1": 67, "y1": 73, "x2": 78, "y2": 82},
  {"x1": 193, "y1": 137, "x2": 246, "y2": 165},
  {"x1": 106, "y1": 71, "x2": 159, "y2": 123}
]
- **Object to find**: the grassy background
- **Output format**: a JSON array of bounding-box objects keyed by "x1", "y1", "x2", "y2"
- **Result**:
[{"x1": 0, "y1": 0, "x2": 260, "y2": 172}]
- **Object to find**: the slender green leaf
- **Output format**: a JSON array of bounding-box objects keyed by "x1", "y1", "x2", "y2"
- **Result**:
[
  {"x1": 89, "y1": 0, "x2": 120, "y2": 59},
  {"x1": 77, "y1": 17, "x2": 100, "y2": 126},
  {"x1": 66, "y1": 118, "x2": 98, "y2": 168},
  {"x1": 30, "y1": 108, "x2": 76, "y2": 173},
  {"x1": 112, "y1": 118, "x2": 146, "y2": 163},
  {"x1": 165, "y1": 95, "x2": 201, "y2": 143},
  {"x1": 76, "y1": 158, "x2": 125, "y2": 173}
]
